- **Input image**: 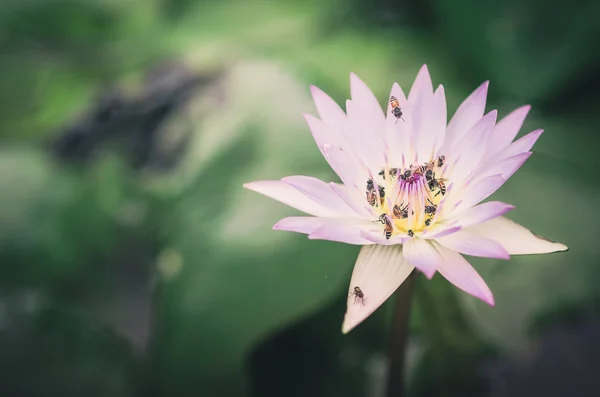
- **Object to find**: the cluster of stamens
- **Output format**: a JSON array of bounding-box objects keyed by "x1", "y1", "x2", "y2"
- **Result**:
[{"x1": 365, "y1": 155, "x2": 447, "y2": 239}]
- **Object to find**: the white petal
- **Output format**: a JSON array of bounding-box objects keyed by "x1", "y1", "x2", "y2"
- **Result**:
[
  {"x1": 342, "y1": 245, "x2": 414, "y2": 334},
  {"x1": 436, "y1": 230, "x2": 510, "y2": 259},
  {"x1": 403, "y1": 238, "x2": 438, "y2": 279},
  {"x1": 244, "y1": 179, "x2": 339, "y2": 217},
  {"x1": 464, "y1": 216, "x2": 568, "y2": 255},
  {"x1": 486, "y1": 105, "x2": 531, "y2": 156},
  {"x1": 443, "y1": 81, "x2": 489, "y2": 153},
  {"x1": 433, "y1": 242, "x2": 495, "y2": 305}
]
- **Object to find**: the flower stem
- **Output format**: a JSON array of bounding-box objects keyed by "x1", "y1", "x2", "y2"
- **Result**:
[{"x1": 386, "y1": 270, "x2": 417, "y2": 397}]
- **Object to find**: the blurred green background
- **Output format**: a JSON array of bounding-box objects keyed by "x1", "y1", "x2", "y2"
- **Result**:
[{"x1": 1, "y1": 0, "x2": 599, "y2": 396}]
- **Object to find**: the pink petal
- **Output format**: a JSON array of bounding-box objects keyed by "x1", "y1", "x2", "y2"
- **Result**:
[
  {"x1": 450, "y1": 110, "x2": 498, "y2": 182},
  {"x1": 486, "y1": 105, "x2": 531, "y2": 156},
  {"x1": 472, "y1": 152, "x2": 532, "y2": 183},
  {"x1": 447, "y1": 201, "x2": 515, "y2": 228},
  {"x1": 274, "y1": 216, "x2": 376, "y2": 245},
  {"x1": 273, "y1": 216, "x2": 325, "y2": 233},
  {"x1": 436, "y1": 230, "x2": 510, "y2": 259},
  {"x1": 443, "y1": 81, "x2": 489, "y2": 153},
  {"x1": 282, "y1": 176, "x2": 359, "y2": 217},
  {"x1": 403, "y1": 238, "x2": 438, "y2": 279},
  {"x1": 384, "y1": 83, "x2": 412, "y2": 167},
  {"x1": 465, "y1": 216, "x2": 568, "y2": 255},
  {"x1": 322, "y1": 144, "x2": 366, "y2": 190},
  {"x1": 433, "y1": 242, "x2": 495, "y2": 305},
  {"x1": 308, "y1": 219, "x2": 377, "y2": 245},
  {"x1": 350, "y1": 73, "x2": 385, "y2": 123},
  {"x1": 415, "y1": 85, "x2": 447, "y2": 161},
  {"x1": 452, "y1": 175, "x2": 506, "y2": 214},
  {"x1": 304, "y1": 115, "x2": 362, "y2": 187},
  {"x1": 346, "y1": 100, "x2": 386, "y2": 170},
  {"x1": 310, "y1": 85, "x2": 347, "y2": 129},
  {"x1": 488, "y1": 129, "x2": 544, "y2": 165},
  {"x1": 303, "y1": 113, "x2": 345, "y2": 153},
  {"x1": 408, "y1": 65, "x2": 434, "y2": 150},
  {"x1": 342, "y1": 245, "x2": 414, "y2": 333},
  {"x1": 243, "y1": 180, "x2": 339, "y2": 217},
  {"x1": 329, "y1": 182, "x2": 374, "y2": 219}
]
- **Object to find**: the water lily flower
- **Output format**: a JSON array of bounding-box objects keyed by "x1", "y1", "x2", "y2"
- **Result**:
[{"x1": 243, "y1": 65, "x2": 568, "y2": 334}]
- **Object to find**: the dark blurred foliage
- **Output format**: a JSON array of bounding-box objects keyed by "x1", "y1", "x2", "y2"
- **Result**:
[{"x1": 0, "y1": 0, "x2": 599, "y2": 397}]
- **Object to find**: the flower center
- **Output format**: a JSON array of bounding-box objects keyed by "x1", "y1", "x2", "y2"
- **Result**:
[{"x1": 366, "y1": 155, "x2": 447, "y2": 239}]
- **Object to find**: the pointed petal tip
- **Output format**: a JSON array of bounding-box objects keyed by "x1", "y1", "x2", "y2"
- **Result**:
[{"x1": 341, "y1": 319, "x2": 353, "y2": 334}]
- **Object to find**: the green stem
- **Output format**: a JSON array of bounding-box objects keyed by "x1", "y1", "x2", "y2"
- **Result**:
[{"x1": 386, "y1": 270, "x2": 417, "y2": 397}]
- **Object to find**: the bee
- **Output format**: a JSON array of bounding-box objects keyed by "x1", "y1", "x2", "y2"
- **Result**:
[
  {"x1": 349, "y1": 286, "x2": 365, "y2": 305},
  {"x1": 389, "y1": 96, "x2": 405, "y2": 123},
  {"x1": 413, "y1": 162, "x2": 432, "y2": 177},
  {"x1": 400, "y1": 169, "x2": 412, "y2": 182},
  {"x1": 393, "y1": 203, "x2": 409, "y2": 219},
  {"x1": 425, "y1": 169, "x2": 434, "y2": 182},
  {"x1": 378, "y1": 186, "x2": 386, "y2": 205},
  {"x1": 437, "y1": 155, "x2": 445, "y2": 168},
  {"x1": 407, "y1": 229, "x2": 414, "y2": 238},
  {"x1": 435, "y1": 180, "x2": 447, "y2": 197},
  {"x1": 378, "y1": 213, "x2": 393, "y2": 240},
  {"x1": 366, "y1": 178, "x2": 377, "y2": 206},
  {"x1": 424, "y1": 198, "x2": 437, "y2": 215},
  {"x1": 426, "y1": 172, "x2": 447, "y2": 197},
  {"x1": 425, "y1": 218, "x2": 432, "y2": 226}
]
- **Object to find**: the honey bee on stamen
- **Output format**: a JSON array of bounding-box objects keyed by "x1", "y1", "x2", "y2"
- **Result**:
[
  {"x1": 349, "y1": 286, "x2": 365, "y2": 305},
  {"x1": 426, "y1": 172, "x2": 447, "y2": 197},
  {"x1": 378, "y1": 214, "x2": 393, "y2": 240},
  {"x1": 424, "y1": 198, "x2": 437, "y2": 215},
  {"x1": 378, "y1": 186, "x2": 386, "y2": 206},
  {"x1": 407, "y1": 229, "x2": 414, "y2": 238},
  {"x1": 392, "y1": 203, "x2": 409, "y2": 219},
  {"x1": 435, "y1": 180, "x2": 447, "y2": 197},
  {"x1": 389, "y1": 96, "x2": 405, "y2": 123},
  {"x1": 366, "y1": 178, "x2": 377, "y2": 206}
]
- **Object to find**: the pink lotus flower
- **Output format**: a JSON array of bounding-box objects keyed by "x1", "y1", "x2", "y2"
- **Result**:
[{"x1": 243, "y1": 65, "x2": 568, "y2": 334}]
